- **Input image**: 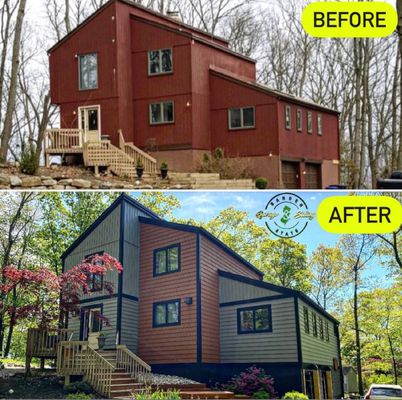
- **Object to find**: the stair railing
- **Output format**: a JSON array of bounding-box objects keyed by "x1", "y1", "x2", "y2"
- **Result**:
[{"x1": 116, "y1": 345, "x2": 152, "y2": 385}]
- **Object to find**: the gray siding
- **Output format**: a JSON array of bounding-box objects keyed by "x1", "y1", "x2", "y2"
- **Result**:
[
  {"x1": 219, "y1": 276, "x2": 282, "y2": 304},
  {"x1": 121, "y1": 297, "x2": 139, "y2": 352},
  {"x1": 220, "y1": 297, "x2": 298, "y2": 363}
]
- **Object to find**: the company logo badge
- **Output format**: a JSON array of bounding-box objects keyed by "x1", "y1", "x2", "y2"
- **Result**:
[{"x1": 257, "y1": 193, "x2": 315, "y2": 238}]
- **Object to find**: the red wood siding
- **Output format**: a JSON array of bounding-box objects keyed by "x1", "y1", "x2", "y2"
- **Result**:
[
  {"x1": 138, "y1": 223, "x2": 198, "y2": 364},
  {"x1": 200, "y1": 236, "x2": 262, "y2": 363}
]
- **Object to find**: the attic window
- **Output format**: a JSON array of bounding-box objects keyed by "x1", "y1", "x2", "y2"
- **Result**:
[
  {"x1": 79, "y1": 53, "x2": 98, "y2": 90},
  {"x1": 148, "y1": 48, "x2": 173, "y2": 75}
]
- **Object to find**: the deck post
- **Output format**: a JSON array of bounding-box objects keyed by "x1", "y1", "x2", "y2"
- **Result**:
[
  {"x1": 64, "y1": 375, "x2": 71, "y2": 388},
  {"x1": 45, "y1": 153, "x2": 50, "y2": 168},
  {"x1": 94, "y1": 166, "x2": 99, "y2": 176}
]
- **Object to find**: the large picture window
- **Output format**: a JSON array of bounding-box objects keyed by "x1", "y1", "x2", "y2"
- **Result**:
[
  {"x1": 153, "y1": 244, "x2": 180, "y2": 276},
  {"x1": 148, "y1": 48, "x2": 173, "y2": 75},
  {"x1": 237, "y1": 305, "x2": 272, "y2": 334},
  {"x1": 150, "y1": 101, "x2": 174, "y2": 125},
  {"x1": 79, "y1": 53, "x2": 98, "y2": 90},
  {"x1": 153, "y1": 299, "x2": 180, "y2": 327},
  {"x1": 229, "y1": 107, "x2": 255, "y2": 130}
]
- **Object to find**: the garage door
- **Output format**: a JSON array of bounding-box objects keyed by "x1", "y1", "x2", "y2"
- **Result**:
[
  {"x1": 305, "y1": 163, "x2": 321, "y2": 189},
  {"x1": 282, "y1": 161, "x2": 300, "y2": 189}
]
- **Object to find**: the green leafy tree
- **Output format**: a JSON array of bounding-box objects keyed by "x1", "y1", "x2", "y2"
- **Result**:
[{"x1": 135, "y1": 192, "x2": 181, "y2": 219}]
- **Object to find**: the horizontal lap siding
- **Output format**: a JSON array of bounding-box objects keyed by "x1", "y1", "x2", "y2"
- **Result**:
[
  {"x1": 121, "y1": 298, "x2": 139, "y2": 352},
  {"x1": 138, "y1": 224, "x2": 197, "y2": 364},
  {"x1": 220, "y1": 298, "x2": 298, "y2": 363},
  {"x1": 200, "y1": 237, "x2": 262, "y2": 363}
]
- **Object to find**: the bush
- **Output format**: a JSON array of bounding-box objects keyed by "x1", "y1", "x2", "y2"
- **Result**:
[
  {"x1": 19, "y1": 143, "x2": 39, "y2": 175},
  {"x1": 226, "y1": 366, "x2": 276, "y2": 397},
  {"x1": 65, "y1": 381, "x2": 93, "y2": 395},
  {"x1": 253, "y1": 390, "x2": 270, "y2": 399},
  {"x1": 66, "y1": 394, "x2": 92, "y2": 400},
  {"x1": 133, "y1": 389, "x2": 181, "y2": 400},
  {"x1": 283, "y1": 391, "x2": 309, "y2": 400},
  {"x1": 255, "y1": 177, "x2": 268, "y2": 189}
]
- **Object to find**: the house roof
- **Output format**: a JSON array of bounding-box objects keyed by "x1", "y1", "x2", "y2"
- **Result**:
[
  {"x1": 218, "y1": 270, "x2": 339, "y2": 324},
  {"x1": 48, "y1": 0, "x2": 230, "y2": 54},
  {"x1": 61, "y1": 194, "x2": 160, "y2": 261},
  {"x1": 210, "y1": 66, "x2": 340, "y2": 115},
  {"x1": 138, "y1": 217, "x2": 264, "y2": 279}
]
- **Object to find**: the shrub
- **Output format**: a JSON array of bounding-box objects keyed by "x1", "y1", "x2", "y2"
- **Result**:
[
  {"x1": 226, "y1": 366, "x2": 276, "y2": 397},
  {"x1": 65, "y1": 381, "x2": 93, "y2": 395},
  {"x1": 133, "y1": 389, "x2": 181, "y2": 400},
  {"x1": 19, "y1": 143, "x2": 39, "y2": 175},
  {"x1": 283, "y1": 391, "x2": 309, "y2": 400},
  {"x1": 253, "y1": 390, "x2": 270, "y2": 399},
  {"x1": 66, "y1": 393, "x2": 92, "y2": 400},
  {"x1": 255, "y1": 177, "x2": 268, "y2": 189}
]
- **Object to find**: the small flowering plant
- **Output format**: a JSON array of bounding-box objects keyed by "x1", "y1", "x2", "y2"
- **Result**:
[{"x1": 227, "y1": 365, "x2": 276, "y2": 398}]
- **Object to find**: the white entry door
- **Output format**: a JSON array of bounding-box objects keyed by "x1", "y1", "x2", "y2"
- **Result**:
[{"x1": 79, "y1": 105, "x2": 101, "y2": 143}]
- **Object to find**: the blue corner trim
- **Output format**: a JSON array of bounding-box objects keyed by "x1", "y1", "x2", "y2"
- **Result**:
[
  {"x1": 218, "y1": 270, "x2": 339, "y2": 324},
  {"x1": 116, "y1": 199, "x2": 125, "y2": 344},
  {"x1": 61, "y1": 194, "x2": 159, "y2": 261},
  {"x1": 153, "y1": 243, "x2": 181, "y2": 277},
  {"x1": 78, "y1": 293, "x2": 139, "y2": 304},
  {"x1": 152, "y1": 299, "x2": 181, "y2": 328},
  {"x1": 139, "y1": 216, "x2": 264, "y2": 279},
  {"x1": 196, "y1": 233, "x2": 202, "y2": 365},
  {"x1": 220, "y1": 294, "x2": 291, "y2": 308},
  {"x1": 294, "y1": 297, "x2": 303, "y2": 364},
  {"x1": 236, "y1": 304, "x2": 272, "y2": 335}
]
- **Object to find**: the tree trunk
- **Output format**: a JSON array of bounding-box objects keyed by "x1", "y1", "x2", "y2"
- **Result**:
[
  {"x1": 397, "y1": 0, "x2": 402, "y2": 168},
  {"x1": 353, "y1": 264, "x2": 364, "y2": 395},
  {"x1": 0, "y1": 0, "x2": 27, "y2": 162}
]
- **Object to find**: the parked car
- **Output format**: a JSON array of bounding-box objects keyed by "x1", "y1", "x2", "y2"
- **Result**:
[
  {"x1": 364, "y1": 384, "x2": 402, "y2": 400},
  {"x1": 377, "y1": 171, "x2": 402, "y2": 189}
]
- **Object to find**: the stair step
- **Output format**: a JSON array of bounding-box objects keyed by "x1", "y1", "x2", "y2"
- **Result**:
[
  {"x1": 111, "y1": 383, "x2": 144, "y2": 390},
  {"x1": 112, "y1": 378, "x2": 138, "y2": 384},
  {"x1": 179, "y1": 391, "x2": 235, "y2": 399}
]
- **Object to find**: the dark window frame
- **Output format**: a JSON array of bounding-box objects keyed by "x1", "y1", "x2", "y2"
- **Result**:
[
  {"x1": 237, "y1": 304, "x2": 272, "y2": 334},
  {"x1": 297, "y1": 109, "x2": 302, "y2": 132},
  {"x1": 153, "y1": 244, "x2": 181, "y2": 277},
  {"x1": 319, "y1": 317, "x2": 324, "y2": 340},
  {"x1": 317, "y1": 113, "x2": 323, "y2": 135},
  {"x1": 149, "y1": 101, "x2": 175, "y2": 125},
  {"x1": 148, "y1": 48, "x2": 173, "y2": 76},
  {"x1": 78, "y1": 53, "x2": 99, "y2": 91},
  {"x1": 228, "y1": 106, "x2": 256, "y2": 130},
  {"x1": 325, "y1": 321, "x2": 330, "y2": 341},
  {"x1": 312, "y1": 312, "x2": 318, "y2": 337},
  {"x1": 84, "y1": 251, "x2": 105, "y2": 293},
  {"x1": 285, "y1": 105, "x2": 292, "y2": 130},
  {"x1": 152, "y1": 299, "x2": 181, "y2": 328},
  {"x1": 303, "y1": 306, "x2": 310, "y2": 334},
  {"x1": 307, "y1": 111, "x2": 313, "y2": 134}
]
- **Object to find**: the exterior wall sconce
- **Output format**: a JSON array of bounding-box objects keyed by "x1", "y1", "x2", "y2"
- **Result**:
[
  {"x1": 186, "y1": 102, "x2": 191, "y2": 107},
  {"x1": 74, "y1": 54, "x2": 78, "y2": 59},
  {"x1": 184, "y1": 297, "x2": 193, "y2": 305},
  {"x1": 73, "y1": 111, "x2": 77, "y2": 115},
  {"x1": 269, "y1": 152, "x2": 273, "y2": 157},
  {"x1": 303, "y1": 170, "x2": 307, "y2": 175},
  {"x1": 112, "y1": 16, "x2": 115, "y2": 20}
]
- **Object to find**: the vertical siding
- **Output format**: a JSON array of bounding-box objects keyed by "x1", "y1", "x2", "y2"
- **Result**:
[
  {"x1": 200, "y1": 236, "x2": 263, "y2": 363},
  {"x1": 121, "y1": 297, "x2": 139, "y2": 352},
  {"x1": 220, "y1": 297, "x2": 298, "y2": 363},
  {"x1": 138, "y1": 223, "x2": 198, "y2": 364}
]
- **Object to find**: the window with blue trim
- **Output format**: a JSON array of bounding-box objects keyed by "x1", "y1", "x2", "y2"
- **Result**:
[
  {"x1": 153, "y1": 300, "x2": 180, "y2": 327},
  {"x1": 85, "y1": 251, "x2": 104, "y2": 292},
  {"x1": 154, "y1": 244, "x2": 180, "y2": 276},
  {"x1": 237, "y1": 305, "x2": 272, "y2": 334}
]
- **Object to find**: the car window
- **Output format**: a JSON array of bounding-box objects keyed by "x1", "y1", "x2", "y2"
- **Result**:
[{"x1": 372, "y1": 388, "x2": 402, "y2": 397}]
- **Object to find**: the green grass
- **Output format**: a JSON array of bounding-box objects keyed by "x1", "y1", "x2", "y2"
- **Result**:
[{"x1": 0, "y1": 357, "x2": 43, "y2": 368}]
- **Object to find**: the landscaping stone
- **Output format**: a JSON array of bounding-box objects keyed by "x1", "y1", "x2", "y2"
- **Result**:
[
  {"x1": 99, "y1": 182, "x2": 113, "y2": 189},
  {"x1": 42, "y1": 179, "x2": 58, "y2": 186},
  {"x1": 0, "y1": 174, "x2": 9, "y2": 185},
  {"x1": 53, "y1": 185, "x2": 65, "y2": 190},
  {"x1": 150, "y1": 373, "x2": 200, "y2": 385},
  {"x1": 10, "y1": 176, "x2": 22, "y2": 186},
  {"x1": 20, "y1": 176, "x2": 42, "y2": 187},
  {"x1": 71, "y1": 179, "x2": 92, "y2": 189},
  {"x1": 58, "y1": 179, "x2": 73, "y2": 185}
]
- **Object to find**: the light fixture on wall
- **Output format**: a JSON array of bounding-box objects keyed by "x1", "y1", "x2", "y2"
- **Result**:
[
  {"x1": 303, "y1": 170, "x2": 307, "y2": 175},
  {"x1": 269, "y1": 152, "x2": 273, "y2": 157},
  {"x1": 184, "y1": 297, "x2": 193, "y2": 305},
  {"x1": 73, "y1": 111, "x2": 77, "y2": 115},
  {"x1": 186, "y1": 101, "x2": 191, "y2": 107}
]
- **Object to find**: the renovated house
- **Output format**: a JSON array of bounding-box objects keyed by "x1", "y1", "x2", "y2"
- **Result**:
[
  {"x1": 46, "y1": 0, "x2": 341, "y2": 189},
  {"x1": 26, "y1": 194, "x2": 343, "y2": 398}
]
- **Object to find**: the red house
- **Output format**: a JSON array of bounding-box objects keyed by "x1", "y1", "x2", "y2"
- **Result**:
[{"x1": 48, "y1": 0, "x2": 341, "y2": 189}]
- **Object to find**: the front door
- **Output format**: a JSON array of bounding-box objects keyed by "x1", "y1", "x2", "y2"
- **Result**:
[
  {"x1": 80, "y1": 307, "x2": 102, "y2": 348},
  {"x1": 79, "y1": 106, "x2": 101, "y2": 143},
  {"x1": 305, "y1": 163, "x2": 322, "y2": 189},
  {"x1": 282, "y1": 161, "x2": 300, "y2": 189}
]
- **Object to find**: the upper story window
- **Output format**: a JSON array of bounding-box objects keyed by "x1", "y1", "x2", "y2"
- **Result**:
[
  {"x1": 85, "y1": 251, "x2": 104, "y2": 292},
  {"x1": 312, "y1": 312, "x2": 318, "y2": 336},
  {"x1": 154, "y1": 244, "x2": 180, "y2": 276},
  {"x1": 153, "y1": 299, "x2": 180, "y2": 327},
  {"x1": 317, "y1": 114, "x2": 323, "y2": 135},
  {"x1": 285, "y1": 105, "x2": 291, "y2": 130},
  {"x1": 325, "y1": 321, "x2": 330, "y2": 341},
  {"x1": 79, "y1": 53, "x2": 98, "y2": 90},
  {"x1": 307, "y1": 112, "x2": 313, "y2": 134},
  {"x1": 297, "y1": 109, "x2": 302, "y2": 132},
  {"x1": 148, "y1": 48, "x2": 173, "y2": 75},
  {"x1": 303, "y1": 306, "x2": 310, "y2": 334},
  {"x1": 237, "y1": 305, "x2": 272, "y2": 334},
  {"x1": 229, "y1": 107, "x2": 255, "y2": 130},
  {"x1": 319, "y1": 317, "x2": 324, "y2": 340},
  {"x1": 150, "y1": 101, "x2": 174, "y2": 125}
]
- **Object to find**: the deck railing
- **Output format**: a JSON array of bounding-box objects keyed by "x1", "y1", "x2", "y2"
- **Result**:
[
  {"x1": 45, "y1": 129, "x2": 83, "y2": 152},
  {"x1": 116, "y1": 345, "x2": 152, "y2": 385},
  {"x1": 57, "y1": 341, "x2": 89, "y2": 375}
]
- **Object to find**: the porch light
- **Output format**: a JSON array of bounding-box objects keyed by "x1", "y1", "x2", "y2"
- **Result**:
[
  {"x1": 184, "y1": 297, "x2": 193, "y2": 305},
  {"x1": 303, "y1": 170, "x2": 307, "y2": 175},
  {"x1": 186, "y1": 102, "x2": 191, "y2": 107}
]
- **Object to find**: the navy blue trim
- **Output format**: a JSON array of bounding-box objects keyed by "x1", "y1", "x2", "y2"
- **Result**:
[
  {"x1": 122, "y1": 293, "x2": 139, "y2": 302},
  {"x1": 237, "y1": 304, "x2": 272, "y2": 334},
  {"x1": 84, "y1": 251, "x2": 105, "y2": 293},
  {"x1": 116, "y1": 200, "x2": 125, "y2": 344},
  {"x1": 196, "y1": 233, "x2": 202, "y2": 365},
  {"x1": 335, "y1": 323, "x2": 345, "y2": 398},
  {"x1": 220, "y1": 294, "x2": 291, "y2": 308},
  {"x1": 78, "y1": 293, "x2": 139, "y2": 304},
  {"x1": 152, "y1": 299, "x2": 181, "y2": 328},
  {"x1": 153, "y1": 243, "x2": 181, "y2": 277},
  {"x1": 218, "y1": 270, "x2": 339, "y2": 324},
  {"x1": 79, "y1": 303, "x2": 104, "y2": 340},
  {"x1": 294, "y1": 297, "x2": 303, "y2": 364},
  {"x1": 61, "y1": 194, "x2": 159, "y2": 261},
  {"x1": 139, "y1": 217, "x2": 263, "y2": 279}
]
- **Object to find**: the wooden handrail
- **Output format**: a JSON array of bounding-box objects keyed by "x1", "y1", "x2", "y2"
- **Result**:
[
  {"x1": 85, "y1": 347, "x2": 114, "y2": 398},
  {"x1": 45, "y1": 129, "x2": 83, "y2": 150},
  {"x1": 26, "y1": 328, "x2": 75, "y2": 358},
  {"x1": 116, "y1": 345, "x2": 152, "y2": 385}
]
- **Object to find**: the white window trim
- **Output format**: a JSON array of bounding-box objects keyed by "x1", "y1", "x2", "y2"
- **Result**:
[
  {"x1": 285, "y1": 105, "x2": 292, "y2": 130},
  {"x1": 148, "y1": 48, "x2": 174, "y2": 76},
  {"x1": 307, "y1": 111, "x2": 313, "y2": 134},
  {"x1": 297, "y1": 109, "x2": 302, "y2": 132},
  {"x1": 228, "y1": 106, "x2": 256, "y2": 130},
  {"x1": 78, "y1": 53, "x2": 99, "y2": 91},
  {"x1": 317, "y1": 114, "x2": 323, "y2": 135},
  {"x1": 149, "y1": 101, "x2": 175, "y2": 125}
]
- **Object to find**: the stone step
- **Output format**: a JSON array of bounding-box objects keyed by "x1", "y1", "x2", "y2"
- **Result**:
[{"x1": 179, "y1": 391, "x2": 235, "y2": 399}]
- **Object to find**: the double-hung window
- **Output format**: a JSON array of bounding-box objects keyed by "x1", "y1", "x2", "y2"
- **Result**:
[
  {"x1": 148, "y1": 49, "x2": 173, "y2": 75},
  {"x1": 79, "y1": 53, "x2": 98, "y2": 90},
  {"x1": 237, "y1": 305, "x2": 272, "y2": 334},
  {"x1": 154, "y1": 244, "x2": 180, "y2": 276},
  {"x1": 229, "y1": 107, "x2": 255, "y2": 130},
  {"x1": 153, "y1": 299, "x2": 180, "y2": 327},
  {"x1": 150, "y1": 101, "x2": 174, "y2": 125}
]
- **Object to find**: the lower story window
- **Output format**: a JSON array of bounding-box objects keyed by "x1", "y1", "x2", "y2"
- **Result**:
[
  {"x1": 229, "y1": 107, "x2": 255, "y2": 130},
  {"x1": 150, "y1": 101, "x2": 174, "y2": 125},
  {"x1": 153, "y1": 299, "x2": 180, "y2": 327},
  {"x1": 237, "y1": 305, "x2": 272, "y2": 334}
]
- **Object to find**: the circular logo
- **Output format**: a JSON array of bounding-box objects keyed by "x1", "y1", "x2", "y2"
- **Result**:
[{"x1": 256, "y1": 193, "x2": 315, "y2": 238}]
